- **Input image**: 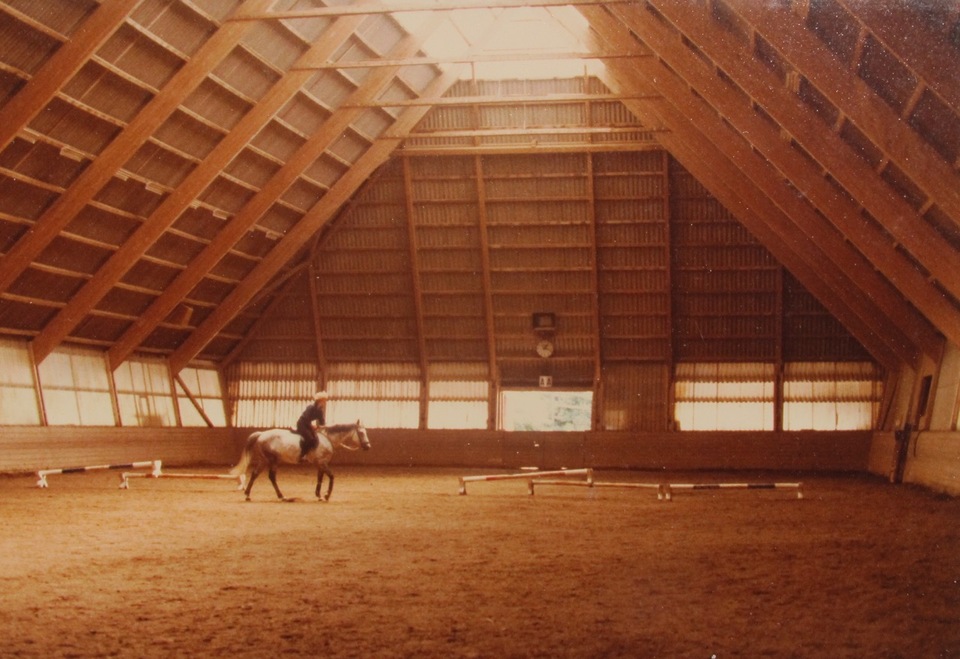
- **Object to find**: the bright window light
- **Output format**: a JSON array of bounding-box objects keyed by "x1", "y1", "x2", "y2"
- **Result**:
[
  {"x1": 500, "y1": 389, "x2": 593, "y2": 431},
  {"x1": 386, "y1": 5, "x2": 604, "y2": 80}
]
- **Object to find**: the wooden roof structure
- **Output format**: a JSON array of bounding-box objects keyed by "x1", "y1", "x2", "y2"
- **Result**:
[{"x1": 0, "y1": 0, "x2": 957, "y2": 378}]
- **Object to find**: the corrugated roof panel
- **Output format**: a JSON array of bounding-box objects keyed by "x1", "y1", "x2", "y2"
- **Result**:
[
  {"x1": 124, "y1": 141, "x2": 196, "y2": 188},
  {"x1": 0, "y1": 12, "x2": 61, "y2": 75},
  {"x1": 131, "y1": 0, "x2": 216, "y2": 58},
  {"x1": 97, "y1": 23, "x2": 185, "y2": 90},
  {"x1": 28, "y1": 97, "x2": 120, "y2": 155},
  {"x1": 251, "y1": 120, "x2": 305, "y2": 161},
  {"x1": 154, "y1": 110, "x2": 223, "y2": 160},
  {"x1": 182, "y1": 77, "x2": 251, "y2": 130},
  {"x1": 62, "y1": 61, "x2": 153, "y2": 123},
  {"x1": 240, "y1": 20, "x2": 305, "y2": 72},
  {"x1": 0, "y1": 175, "x2": 57, "y2": 219},
  {"x1": 277, "y1": 92, "x2": 331, "y2": 136},
  {"x1": 212, "y1": 47, "x2": 282, "y2": 103}
]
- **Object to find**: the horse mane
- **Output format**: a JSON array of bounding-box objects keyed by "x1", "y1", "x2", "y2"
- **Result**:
[{"x1": 322, "y1": 423, "x2": 357, "y2": 433}]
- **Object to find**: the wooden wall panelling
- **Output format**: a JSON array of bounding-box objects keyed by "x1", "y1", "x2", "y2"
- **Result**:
[{"x1": 582, "y1": 6, "x2": 918, "y2": 368}]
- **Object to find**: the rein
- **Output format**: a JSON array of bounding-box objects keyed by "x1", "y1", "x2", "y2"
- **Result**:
[{"x1": 323, "y1": 426, "x2": 365, "y2": 452}]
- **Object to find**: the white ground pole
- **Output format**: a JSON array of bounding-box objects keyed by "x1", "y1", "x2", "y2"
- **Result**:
[
  {"x1": 119, "y1": 468, "x2": 245, "y2": 490},
  {"x1": 661, "y1": 482, "x2": 804, "y2": 501},
  {"x1": 528, "y1": 478, "x2": 667, "y2": 499},
  {"x1": 36, "y1": 460, "x2": 162, "y2": 488},
  {"x1": 458, "y1": 468, "x2": 593, "y2": 495}
]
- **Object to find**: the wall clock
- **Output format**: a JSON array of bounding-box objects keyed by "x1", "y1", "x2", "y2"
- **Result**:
[{"x1": 536, "y1": 339, "x2": 555, "y2": 358}]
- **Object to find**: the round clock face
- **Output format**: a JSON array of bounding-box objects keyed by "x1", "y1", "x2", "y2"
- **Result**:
[{"x1": 536, "y1": 339, "x2": 554, "y2": 358}]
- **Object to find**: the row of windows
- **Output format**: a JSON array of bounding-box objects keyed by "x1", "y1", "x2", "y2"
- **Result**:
[{"x1": 0, "y1": 339, "x2": 894, "y2": 431}]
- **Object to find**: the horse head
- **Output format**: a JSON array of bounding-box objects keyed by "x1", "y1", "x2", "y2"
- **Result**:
[{"x1": 356, "y1": 419, "x2": 371, "y2": 451}]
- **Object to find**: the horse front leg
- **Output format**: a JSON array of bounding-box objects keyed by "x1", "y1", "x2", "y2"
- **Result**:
[
  {"x1": 315, "y1": 468, "x2": 324, "y2": 500},
  {"x1": 268, "y1": 465, "x2": 284, "y2": 500},
  {"x1": 321, "y1": 465, "x2": 334, "y2": 501}
]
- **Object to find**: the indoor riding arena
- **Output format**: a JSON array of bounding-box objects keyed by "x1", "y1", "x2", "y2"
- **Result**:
[{"x1": 0, "y1": 1, "x2": 959, "y2": 657}]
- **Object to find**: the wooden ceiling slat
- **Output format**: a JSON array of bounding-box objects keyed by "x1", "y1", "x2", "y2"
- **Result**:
[
  {"x1": 724, "y1": 0, "x2": 960, "y2": 230},
  {"x1": 112, "y1": 14, "x2": 451, "y2": 369},
  {"x1": 837, "y1": 0, "x2": 960, "y2": 121},
  {"x1": 0, "y1": 0, "x2": 274, "y2": 299},
  {"x1": 646, "y1": 1, "x2": 960, "y2": 308},
  {"x1": 608, "y1": 3, "x2": 954, "y2": 353},
  {"x1": 0, "y1": 0, "x2": 140, "y2": 152}
]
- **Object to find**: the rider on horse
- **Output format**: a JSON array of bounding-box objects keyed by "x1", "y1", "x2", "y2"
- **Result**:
[{"x1": 297, "y1": 391, "x2": 327, "y2": 461}]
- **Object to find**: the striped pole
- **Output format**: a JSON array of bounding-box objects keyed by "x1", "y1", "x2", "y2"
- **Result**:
[
  {"x1": 458, "y1": 468, "x2": 592, "y2": 495},
  {"x1": 662, "y1": 482, "x2": 803, "y2": 501},
  {"x1": 119, "y1": 470, "x2": 245, "y2": 490},
  {"x1": 528, "y1": 479, "x2": 666, "y2": 499},
  {"x1": 36, "y1": 460, "x2": 162, "y2": 488}
]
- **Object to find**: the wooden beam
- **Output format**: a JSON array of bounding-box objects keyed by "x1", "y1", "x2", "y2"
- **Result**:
[
  {"x1": 230, "y1": 0, "x2": 628, "y2": 21},
  {"x1": 402, "y1": 155, "x2": 430, "y2": 426},
  {"x1": 724, "y1": 0, "x2": 960, "y2": 229},
  {"x1": 292, "y1": 50, "x2": 647, "y2": 70},
  {"x1": 398, "y1": 141, "x2": 664, "y2": 156},
  {"x1": 0, "y1": 0, "x2": 275, "y2": 297},
  {"x1": 107, "y1": 14, "x2": 446, "y2": 369},
  {"x1": 168, "y1": 66, "x2": 467, "y2": 372},
  {"x1": 474, "y1": 155, "x2": 500, "y2": 408},
  {"x1": 345, "y1": 92, "x2": 662, "y2": 108},
  {"x1": 578, "y1": 7, "x2": 909, "y2": 368},
  {"x1": 610, "y1": 3, "x2": 952, "y2": 353},
  {"x1": 0, "y1": 0, "x2": 140, "y2": 153},
  {"x1": 837, "y1": 0, "x2": 960, "y2": 120},
  {"x1": 31, "y1": 14, "x2": 366, "y2": 364}
]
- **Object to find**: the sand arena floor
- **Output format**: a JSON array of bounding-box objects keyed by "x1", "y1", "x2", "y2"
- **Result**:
[{"x1": 0, "y1": 465, "x2": 958, "y2": 657}]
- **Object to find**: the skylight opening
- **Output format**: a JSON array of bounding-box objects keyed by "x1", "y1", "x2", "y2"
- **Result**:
[{"x1": 386, "y1": 5, "x2": 604, "y2": 81}]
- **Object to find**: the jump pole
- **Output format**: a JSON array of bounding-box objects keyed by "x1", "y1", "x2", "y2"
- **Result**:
[
  {"x1": 119, "y1": 470, "x2": 245, "y2": 490},
  {"x1": 528, "y1": 479, "x2": 666, "y2": 499},
  {"x1": 458, "y1": 468, "x2": 592, "y2": 495},
  {"x1": 36, "y1": 460, "x2": 162, "y2": 488},
  {"x1": 661, "y1": 482, "x2": 803, "y2": 501}
]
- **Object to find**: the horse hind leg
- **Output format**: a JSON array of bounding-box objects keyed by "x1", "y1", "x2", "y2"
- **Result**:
[{"x1": 244, "y1": 466, "x2": 262, "y2": 501}]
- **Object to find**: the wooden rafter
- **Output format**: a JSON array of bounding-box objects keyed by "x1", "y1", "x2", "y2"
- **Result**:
[
  {"x1": 0, "y1": 0, "x2": 140, "y2": 153},
  {"x1": 31, "y1": 14, "x2": 367, "y2": 364},
  {"x1": 165, "y1": 10, "x2": 519, "y2": 371},
  {"x1": 838, "y1": 0, "x2": 960, "y2": 118},
  {"x1": 107, "y1": 14, "x2": 447, "y2": 369},
  {"x1": 579, "y1": 6, "x2": 910, "y2": 369},
  {"x1": 168, "y1": 71, "x2": 468, "y2": 372},
  {"x1": 608, "y1": 3, "x2": 951, "y2": 354},
  {"x1": 0, "y1": 0, "x2": 275, "y2": 297},
  {"x1": 229, "y1": 0, "x2": 628, "y2": 21},
  {"x1": 402, "y1": 155, "x2": 430, "y2": 427},
  {"x1": 724, "y1": 0, "x2": 960, "y2": 229}
]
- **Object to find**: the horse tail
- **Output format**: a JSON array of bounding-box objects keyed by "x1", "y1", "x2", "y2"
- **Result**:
[{"x1": 230, "y1": 431, "x2": 260, "y2": 476}]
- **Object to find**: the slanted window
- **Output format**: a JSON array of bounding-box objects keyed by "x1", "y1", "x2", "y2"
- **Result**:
[
  {"x1": 39, "y1": 347, "x2": 115, "y2": 426},
  {"x1": 674, "y1": 362, "x2": 775, "y2": 431},
  {"x1": 176, "y1": 366, "x2": 227, "y2": 427},
  {"x1": 114, "y1": 358, "x2": 177, "y2": 427},
  {"x1": 783, "y1": 362, "x2": 883, "y2": 431},
  {"x1": 0, "y1": 339, "x2": 41, "y2": 425}
]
